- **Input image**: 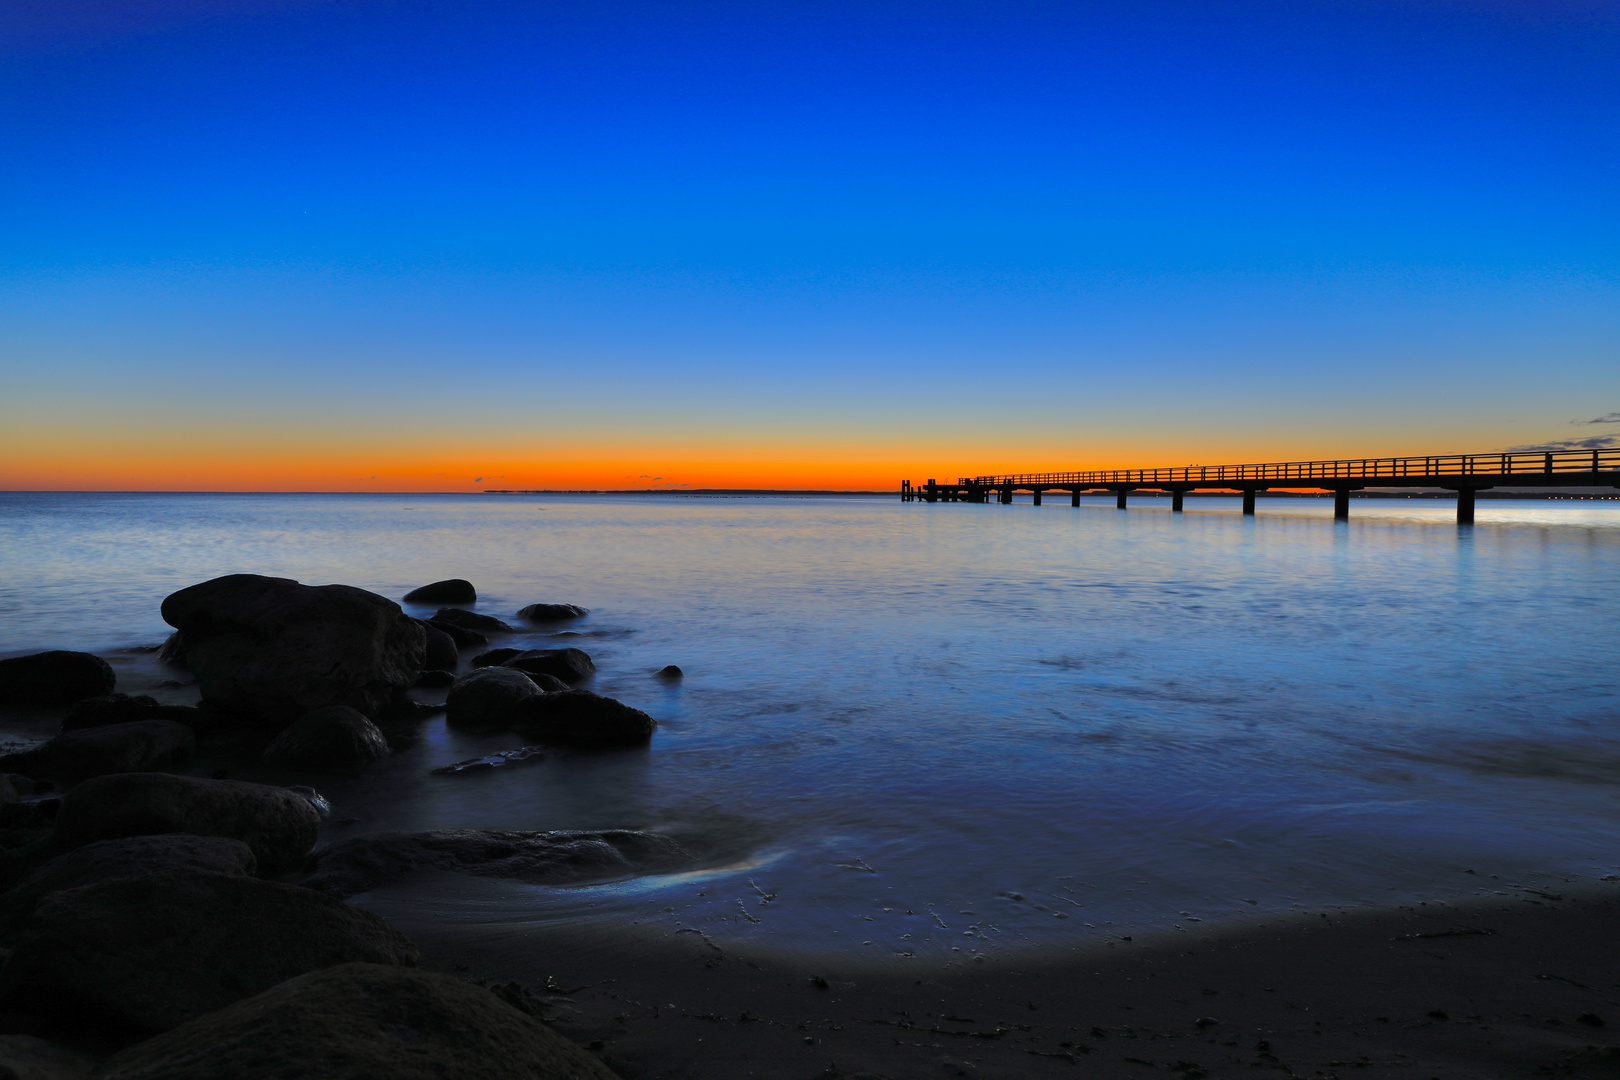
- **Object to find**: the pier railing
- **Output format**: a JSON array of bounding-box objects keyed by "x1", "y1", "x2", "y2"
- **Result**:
[{"x1": 965, "y1": 447, "x2": 1620, "y2": 488}]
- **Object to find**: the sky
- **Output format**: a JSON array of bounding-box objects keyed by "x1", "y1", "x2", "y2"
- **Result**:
[{"x1": 1, "y1": 0, "x2": 1616, "y2": 491}]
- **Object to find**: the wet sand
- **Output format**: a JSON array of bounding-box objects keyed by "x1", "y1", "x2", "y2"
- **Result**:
[{"x1": 399, "y1": 884, "x2": 1620, "y2": 1079}]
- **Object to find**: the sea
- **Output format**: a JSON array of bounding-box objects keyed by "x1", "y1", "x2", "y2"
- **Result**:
[{"x1": 1, "y1": 490, "x2": 1617, "y2": 965}]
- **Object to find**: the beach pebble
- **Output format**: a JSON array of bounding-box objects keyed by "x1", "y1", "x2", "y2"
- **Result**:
[
  {"x1": 161, "y1": 574, "x2": 425, "y2": 726},
  {"x1": 500, "y1": 647, "x2": 596, "y2": 685},
  {"x1": 0, "y1": 721, "x2": 195, "y2": 781},
  {"x1": 0, "y1": 871, "x2": 418, "y2": 1034},
  {"x1": 403, "y1": 579, "x2": 477, "y2": 605},
  {"x1": 262, "y1": 706, "x2": 390, "y2": 770},
  {"x1": 0, "y1": 1034, "x2": 95, "y2": 1080},
  {"x1": 0, "y1": 651, "x2": 115, "y2": 707},
  {"x1": 95, "y1": 962, "x2": 618, "y2": 1080},
  {"x1": 0, "y1": 834, "x2": 256, "y2": 944},
  {"x1": 516, "y1": 603, "x2": 588, "y2": 622},
  {"x1": 411, "y1": 619, "x2": 460, "y2": 670},
  {"x1": 512, "y1": 689, "x2": 655, "y2": 749},
  {"x1": 431, "y1": 607, "x2": 516, "y2": 634},
  {"x1": 444, "y1": 668, "x2": 542, "y2": 732},
  {"x1": 300, "y1": 828, "x2": 689, "y2": 897},
  {"x1": 48, "y1": 773, "x2": 321, "y2": 874}
]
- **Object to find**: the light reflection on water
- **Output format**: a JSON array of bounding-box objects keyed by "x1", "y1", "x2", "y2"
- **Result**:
[{"x1": 0, "y1": 491, "x2": 1618, "y2": 961}]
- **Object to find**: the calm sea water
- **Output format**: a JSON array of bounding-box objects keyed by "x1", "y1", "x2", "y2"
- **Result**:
[{"x1": 1, "y1": 491, "x2": 1617, "y2": 963}]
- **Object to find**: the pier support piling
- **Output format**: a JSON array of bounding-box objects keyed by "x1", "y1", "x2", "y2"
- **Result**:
[
  {"x1": 1171, "y1": 490, "x2": 1184, "y2": 512},
  {"x1": 1116, "y1": 489, "x2": 1128, "y2": 510},
  {"x1": 1071, "y1": 489, "x2": 1080, "y2": 507},
  {"x1": 1333, "y1": 489, "x2": 1350, "y2": 520},
  {"x1": 1457, "y1": 488, "x2": 1475, "y2": 525},
  {"x1": 1032, "y1": 489, "x2": 1042, "y2": 506},
  {"x1": 1242, "y1": 489, "x2": 1257, "y2": 515}
]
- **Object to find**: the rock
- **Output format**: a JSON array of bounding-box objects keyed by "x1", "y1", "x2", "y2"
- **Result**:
[
  {"x1": 301, "y1": 829, "x2": 691, "y2": 897},
  {"x1": 61, "y1": 695, "x2": 205, "y2": 733},
  {"x1": 0, "y1": 652, "x2": 115, "y2": 707},
  {"x1": 0, "y1": 1034, "x2": 94, "y2": 1080},
  {"x1": 656, "y1": 664, "x2": 683, "y2": 679},
  {"x1": 95, "y1": 962, "x2": 618, "y2": 1080},
  {"x1": 516, "y1": 603, "x2": 588, "y2": 622},
  {"x1": 402, "y1": 578, "x2": 476, "y2": 605},
  {"x1": 0, "y1": 872, "x2": 418, "y2": 1034},
  {"x1": 160, "y1": 574, "x2": 425, "y2": 725},
  {"x1": 443, "y1": 669, "x2": 541, "y2": 732},
  {"x1": 0, "y1": 721, "x2": 195, "y2": 781},
  {"x1": 431, "y1": 746, "x2": 546, "y2": 775},
  {"x1": 49, "y1": 773, "x2": 321, "y2": 874},
  {"x1": 375, "y1": 699, "x2": 443, "y2": 722},
  {"x1": 285, "y1": 786, "x2": 331, "y2": 816},
  {"x1": 431, "y1": 607, "x2": 516, "y2": 634},
  {"x1": 262, "y1": 706, "x2": 389, "y2": 769},
  {"x1": 511, "y1": 691, "x2": 655, "y2": 749},
  {"x1": 425, "y1": 618, "x2": 486, "y2": 649},
  {"x1": 0, "y1": 835, "x2": 256, "y2": 943},
  {"x1": 413, "y1": 668, "x2": 455, "y2": 689},
  {"x1": 412, "y1": 618, "x2": 460, "y2": 670},
  {"x1": 500, "y1": 647, "x2": 596, "y2": 684},
  {"x1": 157, "y1": 631, "x2": 188, "y2": 669},
  {"x1": 471, "y1": 647, "x2": 524, "y2": 668},
  {"x1": 0, "y1": 776, "x2": 22, "y2": 801}
]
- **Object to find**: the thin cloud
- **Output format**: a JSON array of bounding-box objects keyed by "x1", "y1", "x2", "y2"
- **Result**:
[
  {"x1": 1574, "y1": 412, "x2": 1620, "y2": 425},
  {"x1": 1503, "y1": 435, "x2": 1620, "y2": 453}
]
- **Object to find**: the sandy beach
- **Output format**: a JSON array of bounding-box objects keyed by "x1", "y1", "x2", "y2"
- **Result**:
[{"x1": 405, "y1": 884, "x2": 1620, "y2": 1079}]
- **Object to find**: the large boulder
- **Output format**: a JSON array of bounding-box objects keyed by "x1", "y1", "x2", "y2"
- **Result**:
[
  {"x1": 425, "y1": 618, "x2": 486, "y2": 649},
  {"x1": 444, "y1": 668, "x2": 541, "y2": 732},
  {"x1": 262, "y1": 706, "x2": 390, "y2": 769},
  {"x1": 412, "y1": 618, "x2": 460, "y2": 670},
  {"x1": 0, "y1": 652, "x2": 114, "y2": 707},
  {"x1": 516, "y1": 602, "x2": 588, "y2": 622},
  {"x1": 96, "y1": 962, "x2": 618, "y2": 1080},
  {"x1": 0, "y1": 1035, "x2": 94, "y2": 1080},
  {"x1": 49, "y1": 773, "x2": 320, "y2": 874},
  {"x1": 0, "y1": 835, "x2": 255, "y2": 943},
  {"x1": 471, "y1": 646, "x2": 523, "y2": 667},
  {"x1": 160, "y1": 574, "x2": 425, "y2": 725},
  {"x1": 512, "y1": 691, "x2": 655, "y2": 749},
  {"x1": 157, "y1": 631, "x2": 188, "y2": 669},
  {"x1": 501, "y1": 647, "x2": 595, "y2": 684},
  {"x1": 0, "y1": 872, "x2": 418, "y2": 1034},
  {"x1": 301, "y1": 829, "x2": 691, "y2": 898},
  {"x1": 0, "y1": 721, "x2": 195, "y2": 781},
  {"x1": 431, "y1": 607, "x2": 516, "y2": 634},
  {"x1": 61, "y1": 694, "x2": 205, "y2": 732},
  {"x1": 403, "y1": 578, "x2": 476, "y2": 604}
]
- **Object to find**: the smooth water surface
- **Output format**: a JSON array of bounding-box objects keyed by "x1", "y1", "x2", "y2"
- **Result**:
[{"x1": 1, "y1": 491, "x2": 1617, "y2": 962}]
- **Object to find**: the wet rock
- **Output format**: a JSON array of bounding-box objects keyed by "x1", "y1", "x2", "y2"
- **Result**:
[
  {"x1": 444, "y1": 668, "x2": 541, "y2": 731},
  {"x1": 412, "y1": 618, "x2": 460, "y2": 670},
  {"x1": 431, "y1": 745, "x2": 546, "y2": 774},
  {"x1": 0, "y1": 775, "x2": 27, "y2": 798},
  {"x1": 0, "y1": 1034, "x2": 95, "y2": 1080},
  {"x1": 0, "y1": 652, "x2": 115, "y2": 707},
  {"x1": 402, "y1": 578, "x2": 477, "y2": 605},
  {"x1": 0, "y1": 835, "x2": 256, "y2": 944},
  {"x1": 0, "y1": 721, "x2": 195, "y2": 781},
  {"x1": 160, "y1": 574, "x2": 425, "y2": 725},
  {"x1": 512, "y1": 690, "x2": 655, "y2": 749},
  {"x1": 375, "y1": 699, "x2": 443, "y2": 722},
  {"x1": 157, "y1": 631, "x2": 188, "y2": 669},
  {"x1": 500, "y1": 647, "x2": 595, "y2": 684},
  {"x1": 516, "y1": 603, "x2": 588, "y2": 622},
  {"x1": 262, "y1": 706, "x2": 390, "y2": 770},
  {"x1": 49, "y1": 773, "x2": 321, "y2": 874},
  {"x1": 61, "y1": 695, "x2": 206, "y2": 733},
  {"x1": 96, "y1": 962, "x2": 618, "y2": 1080},
  {"x1": 301, "y1": 828, "x2": 690, "y2": 897},
  {"x1": 656, "y1": 664, "x2": 684, "y2": 679},
  {"x1": 431, "y1": 607, "x2": 516, "y2": 634},
  {"x1": 413, "y1": 668, "x2": 455, "y2": 689},
  {"x1": 425, "y1": 618, "x2": 486, "y2": 649},
  {"x1": 471, "y1": 647, "x2": 524, "y2": 668},
  {"x1": 286, "y1": 786, "x2": 331, "y2": 816},
  {"x1": 0, "y1": 871, "x2": 418, "y2": 1034}
]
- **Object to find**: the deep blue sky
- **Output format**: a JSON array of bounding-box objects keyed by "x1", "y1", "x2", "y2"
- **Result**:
[{"x1": 2, "y1": 0, "x2": 1616, "y2": 488}]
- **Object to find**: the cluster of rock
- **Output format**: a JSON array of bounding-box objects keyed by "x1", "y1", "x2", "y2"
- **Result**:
[{"x1": 0, "y1": 573, "x2": 693, "y2": 1076}]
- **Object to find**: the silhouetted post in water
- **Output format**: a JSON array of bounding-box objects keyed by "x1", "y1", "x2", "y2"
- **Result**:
[
  {"x1": 1070, "y1": 489, "x2": 1080, "y2": 507},
  {"x1": 1334, "y1": 489, "x2": 1350, "y2": 520},
  {"x1": 1456, "y1": 487, "x2": 1476, "y2": 524},
  {"x1": 1001, "y1": 486, "x2": 1013, "y2": 504},
  {"x1": 1171, "y1": 489, "x2": 1184, "y2": 512},
  {"x1": 1116, "y1": 489, "x2": 1128, "y2": 510},
  {"x1": 1032, "y1": 489, "x2": 1042, "y2": 506},
  {"x1": 1242, "y1": 489, "x2": 1257, "y2": 515}
]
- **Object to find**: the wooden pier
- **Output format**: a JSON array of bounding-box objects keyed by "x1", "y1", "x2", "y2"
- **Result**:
[{"x1": 901, "y1": 447, "x2": 1620, "y2": 524}]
